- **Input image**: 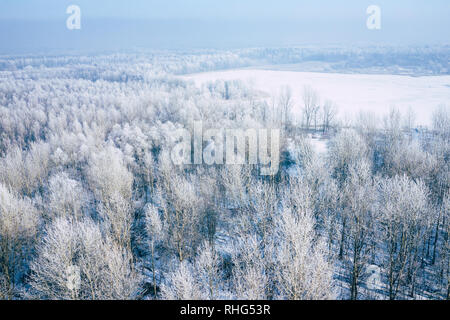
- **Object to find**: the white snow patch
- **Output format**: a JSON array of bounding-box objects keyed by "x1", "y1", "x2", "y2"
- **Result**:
[
  {"x1": 309, "y1": 136, "x2": 328, "y2": 155},
  {"x1": 181, "y1": 69, "x2": 450, "y2": 126}
]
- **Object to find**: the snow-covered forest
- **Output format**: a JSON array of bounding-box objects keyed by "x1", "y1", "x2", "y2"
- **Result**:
[{"x1": 0, "y1": 48, "x2": 449, "y2": 300}]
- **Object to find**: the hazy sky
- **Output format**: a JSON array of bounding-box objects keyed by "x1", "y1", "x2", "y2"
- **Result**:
[{"x1": 0, "y1": 1, "x2": 449, "y2": 53}]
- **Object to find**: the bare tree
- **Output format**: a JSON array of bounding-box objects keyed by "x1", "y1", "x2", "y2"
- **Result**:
[
  {"x1": 278, "y1": 86, "x2": 294, "y2": 130},
  {"x1": 355, "y1": 111, "x2": 379, "y2": 151},
  {"x1": 321, "y1": 100, "x2": 337, "y2": 133},
  {"x1": 302, "y1": 86, "x2": 319, "y2": 131},
  {"x1": 403, "y1": 106, "x2": 416, "y2": 133}
]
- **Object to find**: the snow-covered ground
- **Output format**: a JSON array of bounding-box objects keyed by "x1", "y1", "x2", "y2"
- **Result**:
[
  {"x1": 181, "y1": 69, "x2": 450, "y2": 126},
  {"x1": 308, "y1": 134, "x2": 328, "y2": 155}
]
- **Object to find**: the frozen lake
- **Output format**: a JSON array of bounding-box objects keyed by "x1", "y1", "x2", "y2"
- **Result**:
[{"x1": 181, "y1": 69, "x2": 450, "y2": 126}]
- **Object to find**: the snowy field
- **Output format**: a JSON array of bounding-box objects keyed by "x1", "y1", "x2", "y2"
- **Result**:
[{"x1": 181, "y1": 69, "x2": 450, "y2": 126}]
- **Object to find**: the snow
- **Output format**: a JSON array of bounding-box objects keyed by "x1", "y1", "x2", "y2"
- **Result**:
[
  {"x1": 181, "y1": 69, "x2": 450, "y2": 126},
  {"x1": 308, "y1": 135, "x2": 328, "y2": 155}
]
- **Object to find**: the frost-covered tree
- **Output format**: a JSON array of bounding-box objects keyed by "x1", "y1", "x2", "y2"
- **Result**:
[
  {"x1": 28, "y1": 217, "x2": 140, "y2": 300},
  {"x1": 0, "y1": 142, "x2": 50, "y2": 196},
  {"x1": 0, "y1": 50, "x2": 448, "y2": 301},
  {"x1": 160, "y1": 242, "x2": 222, "y2": 300},
  {"x1": 432, "y1": 105, "x2": 450, "y2": 140},
  {"x1": 442, "y1": 194, "x2": 450, "y2": 299},
  {"x1": 340, "y1": 160, "x2": 377, "y2": 299},
  {"x1": 194, "y1": 241, "x2": 221, "y2": 300},
  {"x1": 47, "y1": 172, "x2": 86, "y2": 220},
  {"x1": 231, "y1": 235, "x2": 268, "y2": 300},
  {"x1": 145, "y1": 203, "x2": 165, "y2": 297},
  {"x1": 328, "y1": 129, "x2": 369, "y2": 186},
  {"x1": 378, "y1": 175, "x2": 431, "y2": 299},
  {"x1": 156, "y1": 156, "x2": 204, "y2": 262},
  {"x1": 274, "y1": 206, "x2": 335, "y2": 300},
  {"x1": 0, "y1": 184, "x2": 39, "y2": 299},
  {"x1": 160, "y1": 261, "x2": 203, "y2": 300},
  {"x1": 87, "y1": 145, "x2": 134, "y2": 248}
]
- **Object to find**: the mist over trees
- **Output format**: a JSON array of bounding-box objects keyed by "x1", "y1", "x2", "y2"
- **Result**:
[{"x1": 0, "y1": 49, "x2": 449, "y2": 300}]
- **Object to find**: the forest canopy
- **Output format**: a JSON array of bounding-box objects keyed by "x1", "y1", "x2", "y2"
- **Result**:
[{"x1": 0, "y1": 48, "x2": 449, "y2": 300}]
